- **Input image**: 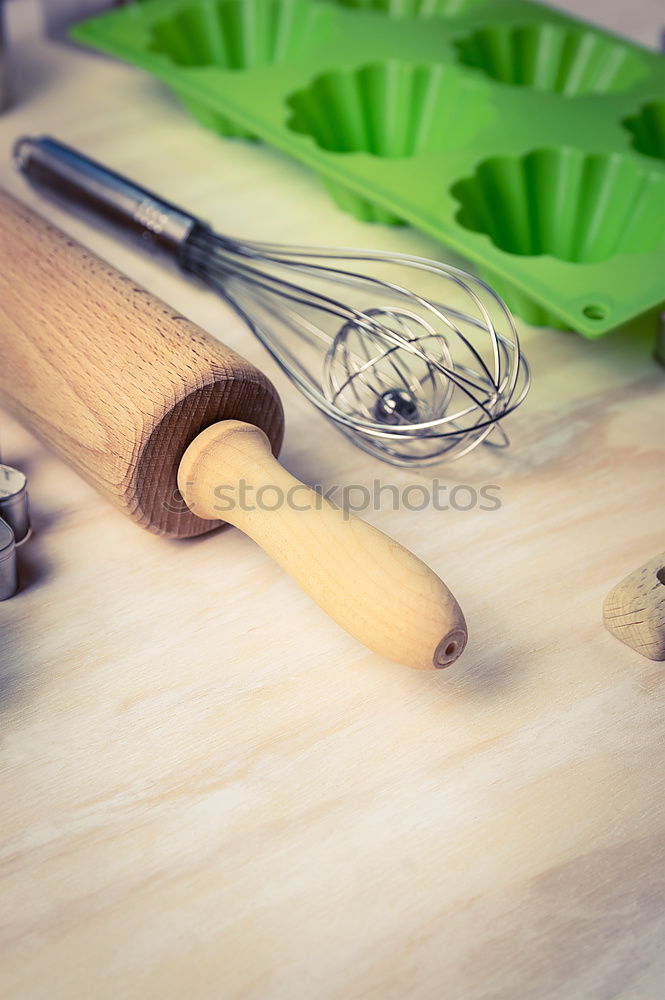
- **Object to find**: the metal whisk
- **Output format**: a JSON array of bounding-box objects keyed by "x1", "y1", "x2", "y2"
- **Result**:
[{"x1": 15, "y1": 136, "x2": 529, "y2": 466}]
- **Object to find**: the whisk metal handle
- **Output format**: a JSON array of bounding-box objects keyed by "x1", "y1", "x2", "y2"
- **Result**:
[{"x1": 14, "y1": 135, "x2": 205, "y2": 261}]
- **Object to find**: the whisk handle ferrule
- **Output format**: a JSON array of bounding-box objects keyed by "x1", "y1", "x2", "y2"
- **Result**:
[{"x1": 14, "y1": 135, "x2": 205, "y2": 263}]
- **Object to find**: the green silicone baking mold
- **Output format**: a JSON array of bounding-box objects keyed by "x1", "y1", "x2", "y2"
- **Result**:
[{"x1": 71, "y1": 0, "x2": 665, "y2": 335}]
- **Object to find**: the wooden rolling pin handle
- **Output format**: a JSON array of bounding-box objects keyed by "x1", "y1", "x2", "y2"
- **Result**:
[
  {"x1": 603, "y1": 553, "x2": 665, "y2": 661},
  {"x1": 179, "y1": 422, "x2": 467, "y2": 670}
]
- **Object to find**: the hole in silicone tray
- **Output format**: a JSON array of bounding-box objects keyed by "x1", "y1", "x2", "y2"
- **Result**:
[
  {"x1": 453, "y1": 22, "x2": 649, "y2": 95},
  {"x1": 326, "y1": 0, "x2": 485, "y2": 17},
  {"x1": 582, "y1": 304, "x2": 608, "y2": 320},
  {"x1": 286, "y1": 61, "x2": 490, "y2": 157},
  {"x1": 451, "y1": 149, "x2": 665, "y2": 263},
  {"x1": 148, "y1": 0, "x2": 333, "y2": 69},
  {"x1": 623, "y1": 101, "x2": 665, "y2": 161}
]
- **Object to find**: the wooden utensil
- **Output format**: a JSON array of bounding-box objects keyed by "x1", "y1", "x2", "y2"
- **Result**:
[
  {"x1": 604, "y1": 553, "x2": 665, "y2": 661},
  {"x1": 0, "y1": 190, "x2": 467, "y2": 669}
]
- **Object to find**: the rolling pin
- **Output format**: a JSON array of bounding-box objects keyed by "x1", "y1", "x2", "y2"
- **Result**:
[{"x1": 0, "y1": 190, "x2": 467, "y2": 669}]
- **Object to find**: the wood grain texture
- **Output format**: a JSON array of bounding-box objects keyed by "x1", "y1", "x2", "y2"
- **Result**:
[
  {"x1": 0, "y1": 4, "x2": 664, "y2": 999},
  {"x1": 0, "y1": 190, "x2": 284, "y2": 537},
  {"x1": 604, "y1": 553, "x2": 665, "y2": 660},
  {"x1": 179, "y1": 420, "x2": 467, "y2": 669}
]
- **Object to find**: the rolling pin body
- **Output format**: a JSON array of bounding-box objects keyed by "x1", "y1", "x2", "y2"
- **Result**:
[{"x1": 0, "y1": 189, "x2": 284, "y2": 537}]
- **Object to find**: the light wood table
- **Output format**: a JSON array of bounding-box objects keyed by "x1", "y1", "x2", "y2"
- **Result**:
[{"x1": 1, "y1": 4, "x2": 664, "y2": 998}]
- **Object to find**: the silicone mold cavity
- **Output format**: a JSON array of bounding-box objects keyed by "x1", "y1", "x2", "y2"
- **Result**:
[
  {"x1": 453, "y1": 23, "x2": 648, "y2": 95},
  {"x1": 149, "y1": 0, "x2": 334, "y2": 138},
  {"x1": 287, "y1": 60, "x2": 491, "y2": 221},
  {"x1": 287, "y1": 61, "x2": 490, "y2": 156},
  {"x1": 324, "y1": 0, "x2": 485, "y2": 17},
  {"x1": 452, "y1": 149, "x2": 665, "y2": 263},
  {"x1": 623, "y1": 101, "x2": 665, "y2": 161},
  {"x1": 149, "y1": 0, "x2": 332, "y2": 69}
]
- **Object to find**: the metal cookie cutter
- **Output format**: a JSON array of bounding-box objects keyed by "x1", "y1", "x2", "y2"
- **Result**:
[
  {"x1": 0, "y1": 0, "x2": 9, "y2": 114},
  {"x1": 0, "y1": 463, "x2": 31, "y2": 600}
]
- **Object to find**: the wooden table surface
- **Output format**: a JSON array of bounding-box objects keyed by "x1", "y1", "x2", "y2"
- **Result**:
[{"x1": 1, "y1": 3, "x2": 664, "y2": 998}]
